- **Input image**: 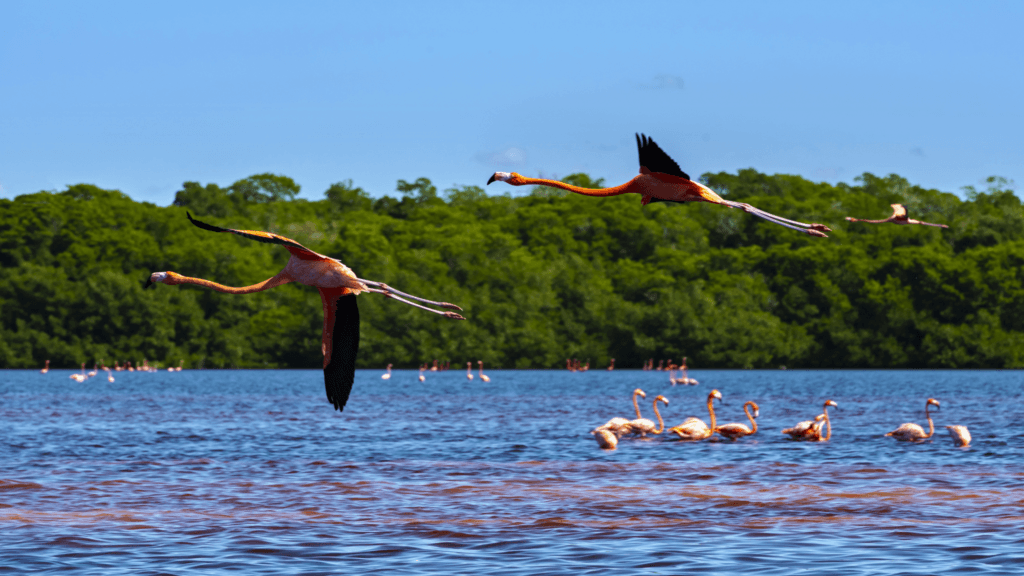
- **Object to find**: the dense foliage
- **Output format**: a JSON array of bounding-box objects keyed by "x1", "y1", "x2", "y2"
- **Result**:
[{"x1": 1, "y1": 170, "x2": 1021, "y2": 369}]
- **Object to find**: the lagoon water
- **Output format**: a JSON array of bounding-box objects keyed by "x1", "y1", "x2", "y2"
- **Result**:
[{"x1": 2, "y1": 368, "x2": 1022, "y2": 574}]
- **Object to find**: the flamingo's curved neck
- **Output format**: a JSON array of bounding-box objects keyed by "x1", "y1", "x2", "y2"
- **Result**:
[
  {"x1": 165, "y1": 271, "x2": 293, "y2": 294},
  {"x1": 822, "y1": 407, "x2": 832, "y2": 441},
  {"x1": 652, "y1": 399, "x2": 666, "y2": 434},
  {"x1": 632, "y1": 391, "x2": 644, "y2": 420},
  {"x1": 745, "y1": 402, "x2": 757, "y2": 434},
  {"x1": 707, "y1": 396, "x2": 717, "y2": 432},
  {"x1": 516, "y1": 176, "x2": 638, "y2": 197},
  {"x1": 924, "y1": 404, "x2": 935, "y2": 438}
]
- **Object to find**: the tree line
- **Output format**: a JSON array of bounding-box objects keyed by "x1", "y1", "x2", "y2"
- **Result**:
[{"x1": 1, "y1": 169, "x2": 1021, "y2": 369}]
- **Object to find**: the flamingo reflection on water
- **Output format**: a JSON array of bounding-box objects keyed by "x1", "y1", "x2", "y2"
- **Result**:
[
  {"x1": 667, "y1": 389, "x2": 723, "y2": 441},
  {"x1": 715, "y1": 401, "x2": 759, "y2": 440},
  {"x1": 886, "y1": 398, "x2": 940, "y2": 441},
  {"x1": 145, "y1": 212, "x2": 464, "y2": 413}
]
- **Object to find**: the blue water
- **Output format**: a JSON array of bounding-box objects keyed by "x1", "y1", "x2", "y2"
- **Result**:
[{"x1": 2, "y1": 369, "x2": 1023, "y2": 574}]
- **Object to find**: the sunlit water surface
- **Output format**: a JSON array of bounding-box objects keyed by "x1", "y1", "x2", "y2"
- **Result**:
[{"x1": 2, "y1": 369, "x2": 1023, "y2": 574}]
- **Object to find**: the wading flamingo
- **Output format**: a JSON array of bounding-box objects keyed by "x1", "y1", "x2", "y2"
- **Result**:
[
  {"x1": 845, "y1": 204, "x2": 949, "y2": 228},
  {"x1": 783, "y1": 400, "x2": 837, "y2": 440},
  {"x1": 381, "y1": 364, "x2": 392, "y2": 380},
  {"x1": 607, "y1": 358, "x2": 615, "y2": 371},
  {"x1": 175, "y1": 360, "x2": 183, "y2": 372},
  {"x1": 105, "y1": 368, "x2": 115, "y2": 383},
  {"x1": 809, "y1": 400, "x2": 839, "y2": 442},
  {"x1": 69, "y1": 363, "x2": 87, "y2": 382},
  {"x1": 126, "y1": 361, "x2": 134, "y2": 372},
  {"x1": 418, "y1": 367, "x2": 426, "y2": 382},
  {"x1": 715, "y1": 401, "x2": 760, "y2": 440},
  {"x1": 945, "y1": 425, "x2": 972, "y2": 448},
  {"x1": 466, "y1": 362, "x2": 474, "y2": 380},
  {"x1": 488, "y1": 134, "x2": 831, "y2": 237},
  {"x1": 667, "y1": 389, "x2": 723, "y2": 441},
  {"x1": 627, "y1": 395, "x2": 669, "y2": 437},
  {"x1": 477, "y1": 361, "x2": 491, "y2": 382},
  {"x1": 886, "y1": 398, "x2": 941, "y2": 441},
  {"x1": 592, "y1": 388, "x2": 648, "y2": 437},
  {"x1": 146, "y1": 212, "x2": 464, "y2": 413},
  {"x1": 87, "y1": 363, "x2": 98, "y2": 378},
  {"x1": 40, "y1": 360, "x2": 49, "y2": 374},
  {"x1": 593, "y1": 428, "x2": 619, "y2": 450}
]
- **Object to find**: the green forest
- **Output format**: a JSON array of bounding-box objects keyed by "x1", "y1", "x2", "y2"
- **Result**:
[{"x1": 1, "y1": 169, "x2": 1022, "y2": 370}]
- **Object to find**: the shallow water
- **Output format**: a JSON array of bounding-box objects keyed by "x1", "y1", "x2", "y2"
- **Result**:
[{"x1": 2, "y1": 368, "x2": 1022, "y2": 574}]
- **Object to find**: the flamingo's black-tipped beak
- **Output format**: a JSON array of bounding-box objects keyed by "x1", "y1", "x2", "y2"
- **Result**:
[
  {"x1": 487, "y1": 174, "x2": 497, "y2": 185},
  {"x1": 143, "y1": 277, "x2": 154, "y2": 289}
]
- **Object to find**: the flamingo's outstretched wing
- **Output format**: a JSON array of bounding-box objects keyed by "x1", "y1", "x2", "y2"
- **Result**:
[
  {"x1": 636, "y1": 133, "x2": 690, "y2": 180},
  {"x1": 187, "y1": 211, "x2": 324, "y2": 259},
  {"x1": 320, "y1": 289, "x2": 360, "y2": 412}
]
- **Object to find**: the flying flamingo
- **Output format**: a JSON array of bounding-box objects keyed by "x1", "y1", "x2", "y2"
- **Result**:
[
  {"x1": 146, "y1": 212, "x2": 464, "y2": 412},
  {"x1": 809, "y1": 400, "x2": 839, "y2": 442},
  {"x1": 488, "y1": 134, "x2": 831, "y2": 237},
  {"x1": 715, "y1": 401, "x2": 760, "y2": 440},
  {"x1": 466, "y1": 362, "x2": 474, "y2": 380},
  {"x1": 477, "y1": 361, "x2": 490, "y2": 382},
  {"x1": 945, "y1": 425, "x2": 972, "y2": 448},
  {"x1": 627, "y1": 395, "x2": 670, "y2": 437},
  {"x1": 40, "y1": 360, "x2": 49, "y2": 374},
  {"x1": 886, "y1": 398, "x2": 941, "y2": 441},
  {"x1": 592, "y1": 388, "x2": 648, "y2": 437},
  {"x1": 667, "y1": 389, "x2": 723, "y2": 441},
  {"x1": 381, "y1": 364, "x2": 392, "y2": 380},
  {"x1": 845, "y1": 204, "x2": 949, "y2": 228},
  {"x1": 783, "y1": 400, "x2": 837, "y2": 440}
]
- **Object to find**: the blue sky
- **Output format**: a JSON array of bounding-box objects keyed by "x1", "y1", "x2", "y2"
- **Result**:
[{"x1": 1, "y1": 1, "x2": 1021, "y2": 203}]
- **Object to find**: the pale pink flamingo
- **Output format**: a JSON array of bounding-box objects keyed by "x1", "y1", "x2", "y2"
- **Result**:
[
  {"x1": 477, "y1": 361, "x2": 490, "y2": 382},
  {"x1": 945, "y1": 425, "x2": 972, "y2": 448},
  {"x1": 809, "y1": 401, "x2": 839, "y2": 442},
  {"x1": 69, "y1": 363, "x2": 87, "y2": 382},
  {"x1": 40, "y1": 360, "x2": 49, "y2": 374},
  {"x1": 466, "y1": 362, "x2": 474, "y2": 381},
  {"x1": 627, "y1": 395, "x2": 669, "y2": 437},
  {"x1": 667, "y1": 389, "x2": 723, "y2": 441},
  {"x1": 715, "y1": 401, "x2": 760, "y2": 440},
  {"x1": 592, "y1": 388, "x2": 648, "y2": 437},
  {"x1": 381, "y1": 364, "x2": 392, "y2": 380},
  {"x1": 886, "y1": 398, "x2": 941, "y2": 441},
  {"x1": 783, "y1": 400, "x2": 837, "y2": 440},
  {"x1": 845, "y1": 203, "x2": 948, "y2": 228},
  {"x1": 146, "y1": 212, "x2": 464, "y2": 412}
]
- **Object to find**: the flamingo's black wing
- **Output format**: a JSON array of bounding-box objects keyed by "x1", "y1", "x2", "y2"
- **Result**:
[
  {"x1": 636, "y1": 133, "x2": 690, "y2": 180},
  {"x1": 186, "y1": 211, "x2": 321, "y2": 258},
  {"x1": 322, "y1": 291, "x2": 360, "y2": 412}
]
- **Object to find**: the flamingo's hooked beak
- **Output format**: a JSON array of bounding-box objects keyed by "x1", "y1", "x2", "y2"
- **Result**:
[{"x1": 487, "y1": 172, "x2": 513, "y2": 185}]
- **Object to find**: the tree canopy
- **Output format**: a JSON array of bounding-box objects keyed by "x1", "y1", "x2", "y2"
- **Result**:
[{"x1": 1, "y1": 170, "x2": 1021, "y2": 369}]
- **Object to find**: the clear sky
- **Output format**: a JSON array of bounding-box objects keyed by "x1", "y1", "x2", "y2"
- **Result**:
[{"x1": 1, "y1": 1, "x2": 1021, "y2": 204}]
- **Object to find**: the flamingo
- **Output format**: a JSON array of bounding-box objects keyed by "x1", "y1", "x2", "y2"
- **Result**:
[
  {"x1": 627, "y1": 395, "x2": 669, "y2": 437},
  {"x1": 592, "y1": 388, "x2": 648, "y2": 437},
  {"x1": 87, "y1": 363, "x2": 98, "y2": 378},
  {"x1": 845, "y1": 204, "x2": 948, "y2": 228},
  {"x1": 783, "y1": 400, "x2": 837, "y2": 440},
  {"x1": 146, "y1": 212, "x2": 464, "y2": 412},
  {"x1": 114, "y1": 361, "x2": 122, "y2": 372},
  {"x1": 381, "y1": 364, "x2": 392, "y2": 380},
  {"x1": 808, "y1": 401, "x2": 839, "y2": 442},
  {"x1": 126, "y1": 361, "x2": 134, "y2": 372},
  {"x1": 418, "y1": 367, "x2": 426, "y2": 382},
  {"x1": 488, "y1": 133, "x2": 831, "y2": 237},
  {"x1": 607, "y1": 358, "x2": 615, "y2": 371},
  {"x1": 886, "y1": 398, "x2": 941, "y2": 441},
  {"x1": 676, "y1": 356, "x2": 698, "y2": 385},
  {"x1": 175, "y1": 360, "x2": 183, "y2": 372},
  {"x1": 466, "y1": 362, "x2": 474, "y2": 380},
  {"x1": 40, "y1": 360, "x2": 49, "y2": 374},
  {"x1": 431, "y1": 360, "x2": 439, "y2": 372},
  {"x1": 69, "y1": 363, "x2": 87, "y2": 382},
  {"x1": 667, "y1": 389, "x2": 723, "y2": 441},
  {"x1": 477, "y1": 361, "x2": 491, "y2": 382},
  {"x1": 105, "y1": 368, "x2": 115, "y2": 383},
  {"x1": 945, "y1": 425, "x2": 972, "y2": 448},
  {"x1": 715, "y1": 401, "x2": 760, "y2": 440},
  {"x1": 593, "y1": 428, "x2": 619, "y2": 450}
]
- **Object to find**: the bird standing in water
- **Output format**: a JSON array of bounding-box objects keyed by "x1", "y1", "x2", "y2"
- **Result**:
[
  {"x1": 945, "y1": 425, "x2": 972, "y2": 448},
  {"x1": 146, "y1": 213, "x2": 465, "y2": 413},
  {"x1": 488, "y1": 134, "x2": 831, "y2": 237},
  {"x1": 715, "y1": 401, "x2": 760, "y2": 440},
  {"x1": 886, "y1": 398, "x2": 941, "y2": 441},
  {"x1": 845, "y1": 204, "x2": 948, "y2": 228},
  {"x1": 667, "y1": 389, "x2": 723, "y2": 441}
]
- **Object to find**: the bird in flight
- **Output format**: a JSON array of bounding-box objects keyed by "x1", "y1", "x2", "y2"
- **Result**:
[
  {"x1": 488, "y1": 133, "x2": 831, "y2": 237},
  {"x1": 845, "y1": 204, "x2": 949, "y2": 228},
  {"x1": 146, "y1": 212, "x2": 465, "y2": 413}
]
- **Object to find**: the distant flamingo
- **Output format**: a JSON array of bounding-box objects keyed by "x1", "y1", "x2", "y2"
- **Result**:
[
  {"x1": 69, "y1": 363, "x2": 87, "y2": 383},
  {"x1": 675, "y1": 356, "x2": 698, "y2": 385},
  {"x1": 477, "y1": 361, "x2": 490, "y2": 382},
  {"x1": 945, "y1": 425, "x2": 972, "y2": 448},
  {"x1": 40, "y1": 360, "x2": 49, "y2": 374},
  {"x1": 668, "y1": 389, "x2": 723, "y2": 441},
  {"x1": 627, "y1": 395, "x2": 669, "y2": 437},
  {"x1": 87, "y1": 363, "x2": 98, "y2": 378},
  {"x1": 418, "y1": 367, "x2": 426, "y2": 382},
  {"x1": 656, "y1": 360, "x2": 664, "y2": 371},
  {"x1": 105, "y1": 368, "x2": 115, "y2": 383},
  {"x1": 592, "y1": 428, "x2": 619, "y2": 450},
  {"x1": 175, "y1": 360, "x2": 183, "y2": 372},
  {"x1": 381, "y1": 364, "x2": 392, "y2": 380},
  {"x1": 809, "y1": 401, "x2": 839, "y2": 442},
  {"x1": 126, "y1": 361, "x2": 134, "y2": 372},
  {"x1": 114, "y1": 361, "x2": 122, "y2": 372},
  {"x1": 715, "y1": 401, "x2": 760, "y2": 440},
  {"x1": 466, "y1": 362, "x2": 474, "y2": 381},
  {"x1": 607, "y1": 358, "x2": 615, "y2": 371},
  {"x1": 845, "y1": 203, "x2": 949, "y2": 228},
  {"x1": 592, "y1": 388, "x2": 648, "y2": 437},
  {"x1": 488, "y1": 134, "x2": 830, "y2": 237},
  {"x1": 146, "y1": 212, "x2": 464, "y2": 412},
  {"x1": 886, "y1": 398, "x2": 941, "y2": 441},
  {"x1": 431, "y1": 360, "x2": 438, "y2": 372}
]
